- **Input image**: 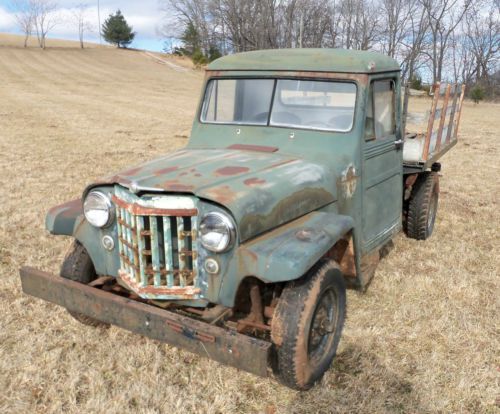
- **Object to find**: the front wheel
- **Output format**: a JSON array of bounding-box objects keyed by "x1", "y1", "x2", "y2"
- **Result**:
[
  {"x1": 60, "y1": 240, "x2": 109, "y2": 328},
  {"x1": 271, "y1": 259, "x2": 346, "y2": 390}
]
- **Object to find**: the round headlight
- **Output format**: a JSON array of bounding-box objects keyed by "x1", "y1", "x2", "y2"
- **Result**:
[
  {"x1": 199, "y1": 212, "x2": 235, "y2": 252},
  {"x1": 83, "y1": 191, "x2": 114, "y2": 228}
]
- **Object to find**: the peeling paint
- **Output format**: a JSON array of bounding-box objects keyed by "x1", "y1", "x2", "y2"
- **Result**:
[
  {"x1": 338, "y1": 164, "x2": 358, "y2": 199},
  {"x1": 215, "y1": 166, "x2": 251, "y2": 176}
]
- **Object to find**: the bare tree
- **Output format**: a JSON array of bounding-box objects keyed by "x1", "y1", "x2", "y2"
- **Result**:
[
  {"x1": 11, "y1": 0, "x2": 34, "y2": 47},
  {"x1": 158, "y1": 0, "x2": 498, "y2": 94},
  {"x1": 450, "y1": 0, "x2": 499, "y2": 97},
  {"x1": 465, "y1": 1, "x2": 499, "y2": 85},
  {"x1": 380, "y1": 0, "x2": 414, "y2": 58},
  {"x1": 72, "y1": 3, "x2": 93, "y2": 48},
  {"x1": 421, "y1": 0, "x2": 473, "y2": 83},
  {"x1": 337, "y1": 0, "x2": 380, "y2": 50},
  {"x1": 32, "y1": 0, "x2": 59, "y2": 49},
  {"x1": 398, "y1": 0, "x2": 429, "y2": 80}
]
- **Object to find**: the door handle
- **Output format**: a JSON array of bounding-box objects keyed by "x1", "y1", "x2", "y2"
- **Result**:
[{"x1": 394, "y1": 139, "x2": 404, "y2": 150}]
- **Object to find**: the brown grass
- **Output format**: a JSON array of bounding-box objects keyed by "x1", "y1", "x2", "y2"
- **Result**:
[{"x1": 0, "y1": 34, "x2": 498, "y2": 414}]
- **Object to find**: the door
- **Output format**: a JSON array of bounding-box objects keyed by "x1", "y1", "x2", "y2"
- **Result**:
[{"x1": 362, "y1": 79, "x2": 403, "y2": 253}]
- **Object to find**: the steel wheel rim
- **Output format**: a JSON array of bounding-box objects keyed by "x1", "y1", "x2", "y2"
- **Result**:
[{"x1": 307, "y1": 287, "x2": 338, "y2": 362}]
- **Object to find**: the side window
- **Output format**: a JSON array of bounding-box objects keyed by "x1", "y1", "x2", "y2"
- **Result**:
[{"x1": 365, "y1": 80, "x2": 396, "y2": 140}]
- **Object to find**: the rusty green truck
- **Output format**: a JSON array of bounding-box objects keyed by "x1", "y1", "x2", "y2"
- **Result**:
[{"x1": 20, "y1": 49, "x2": 465, "y2": 390}]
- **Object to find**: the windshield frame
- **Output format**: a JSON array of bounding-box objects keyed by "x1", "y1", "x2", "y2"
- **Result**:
[{"x1": 198, "y1": 76, "x2": 359, "y2": 134}]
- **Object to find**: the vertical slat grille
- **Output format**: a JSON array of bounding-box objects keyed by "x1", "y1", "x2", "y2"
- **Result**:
[
  {"x1": 114, "y1": 196, "x2": 199, "y2": 298},
  {"x1": 163, "y1": 217, "x2": 174, "y2": 287}
]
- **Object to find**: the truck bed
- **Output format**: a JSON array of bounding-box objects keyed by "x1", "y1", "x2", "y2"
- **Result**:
[{"x1": 403, "y1": 83, "x2": 465, "y2": 174}]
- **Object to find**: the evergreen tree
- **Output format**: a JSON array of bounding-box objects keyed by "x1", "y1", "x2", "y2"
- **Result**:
[
  {"x1": 102, "y1": 10, "x2": 135, "y2": 48},
  {"x1": 181, "y1": 22, "x2": 201, "y2": 55},
  {"x1": 470, "y1": 85, "x2": 485, "y2": 104},
  {"x1": 208, "y1": 46, "x2": 222, "y2": 62}
]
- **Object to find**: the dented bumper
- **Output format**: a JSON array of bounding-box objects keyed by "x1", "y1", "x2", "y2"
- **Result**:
[{"x1": 19, "y1": 267, "x2": 271, "y2": 377}]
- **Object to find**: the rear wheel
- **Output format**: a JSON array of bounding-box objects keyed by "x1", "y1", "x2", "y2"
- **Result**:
[
  {"x1": 271, "y1": 260, "x2": 346, "y2": 390},
  {"x1": 406, "y1": 172, "x2": 439, "y2": 240},
  {"x1": 60, "y1": 240, "x2": 109, "y2": 328}
]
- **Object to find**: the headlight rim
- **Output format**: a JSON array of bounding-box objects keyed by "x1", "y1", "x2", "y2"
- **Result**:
[
  {"x1": 83, "y1": 190, "x2": 115, "y2": 228},
  {"x1": 199, "y1": 211, "x2": 236, "y2": 253}
]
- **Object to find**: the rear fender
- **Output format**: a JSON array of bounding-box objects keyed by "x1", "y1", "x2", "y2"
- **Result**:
[{"x1": 237, "y1": 211, "x2": 354, "y2": 284}]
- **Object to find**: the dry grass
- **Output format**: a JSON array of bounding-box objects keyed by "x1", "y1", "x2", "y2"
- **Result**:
[{"x1": 0, "y1": 34, "x2": 498, "y2": 413}]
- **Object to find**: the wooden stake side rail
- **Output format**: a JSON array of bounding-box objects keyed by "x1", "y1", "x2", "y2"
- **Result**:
[{"x1": 404, "y1": 82, "x2": 465, "y2": 170}]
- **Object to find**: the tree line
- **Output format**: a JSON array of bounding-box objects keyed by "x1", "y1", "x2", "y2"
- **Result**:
[
  {"x1": 10, "y1": 1, "x2": 135, "y2": 49},
  {"x1": 162, "y1": 0, "x2": 499, "y2": 98}
]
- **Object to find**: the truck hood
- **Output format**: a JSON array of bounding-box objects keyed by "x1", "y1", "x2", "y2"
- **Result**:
[{"x1": 91, "y1": 148, "x2": 337, "y2": 241}]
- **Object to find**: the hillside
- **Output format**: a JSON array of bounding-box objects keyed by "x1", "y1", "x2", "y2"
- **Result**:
[
  {"x1": 0, "y1": 33, "x2": 498, "y2": 413},
  {"x1": 0, "y1": 32, "x2": 103, "y2": 48}
]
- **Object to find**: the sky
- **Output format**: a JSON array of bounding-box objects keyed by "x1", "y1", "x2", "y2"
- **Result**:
[{"x1": 0, "y1": 0, "x2": 171, "y2": 51}]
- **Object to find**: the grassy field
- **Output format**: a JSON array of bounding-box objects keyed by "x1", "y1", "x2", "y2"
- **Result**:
[{"x1": 0, "y1": 34, "x2": 498, "y2": 413}]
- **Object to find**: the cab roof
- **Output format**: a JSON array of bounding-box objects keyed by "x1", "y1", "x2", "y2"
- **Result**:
[{"x1": 208, "y1": 48, "x2": 400, "y2": 74}]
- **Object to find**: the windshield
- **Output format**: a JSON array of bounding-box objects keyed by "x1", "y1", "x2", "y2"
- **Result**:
[{"x1": 201, "y1": 78, "x2": 357, "y2": 132}]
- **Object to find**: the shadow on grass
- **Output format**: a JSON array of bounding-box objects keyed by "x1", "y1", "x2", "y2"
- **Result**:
[{"x1": 285, "y1": 343, "x2": 428, "y2": 414}]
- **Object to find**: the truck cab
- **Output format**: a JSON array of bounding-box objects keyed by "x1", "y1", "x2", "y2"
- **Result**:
[{"x1": 21, "y1": 49, "x2": 464, "y2": 390}]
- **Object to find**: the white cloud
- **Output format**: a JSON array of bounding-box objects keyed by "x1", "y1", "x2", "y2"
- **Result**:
[{"x1": 0, "y1": 6, "x2": 16, "y2": 31}]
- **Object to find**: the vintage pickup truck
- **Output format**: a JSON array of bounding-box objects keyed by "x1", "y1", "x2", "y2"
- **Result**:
[{"x1": 20, "y1": 49, "x2": 465, "y2": 390}]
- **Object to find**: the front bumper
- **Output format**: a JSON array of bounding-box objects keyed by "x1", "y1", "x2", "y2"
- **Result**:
[{"x1": 19, "y1": 267, "x2": 271, "y2": 377}]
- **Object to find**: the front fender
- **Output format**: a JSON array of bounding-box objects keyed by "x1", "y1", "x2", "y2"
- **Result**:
[
  {"x1": 237, "y1": 211, "x2": 354, "y2": 284},
  {"x1": 46, "y1": 199, "x2": 82, "y2": 235},
  {"x1": 45, "y1": 195, "x2": 119, "y2": 276}
]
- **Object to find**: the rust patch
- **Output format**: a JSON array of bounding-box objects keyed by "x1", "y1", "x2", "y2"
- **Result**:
[
  {"x1": 244, "y1": 177, "x2": 267, "y2": 187},
  {"x1": 118, "y1": 270, "x2": 200, "y2": 298},
  {"x1": 112, "y1": 195, "x2": 198, "y2": 216},
  {"x1": 214, "y1": 166, "x2": 250, "y2": 176},
  {"x1": 122, "y1": 167, "x2": 143, "y2": 176},
  {"x1": 206, "y1": 70, "x2": 368, "y2": 83},
  {"x1": 48, "y1": 198, "x2": 82, "y2": 217},
  {"x1": 157, "y1": 180, "x2": 195, "y2": 192},
  {"x1": 20, "y1": 267, "x2": 272, "y2": 378},
  {"x1": 201, "y1": 185, "x2": 239, "y2": 205},
  {"x1": 101, "y1": 175, "x2": 132, "y2": 186},
  {"x1": 155, "y1": 166, "x2": 179, "y2": 175},
  {"x1": 337, "y1": 164, "x2": 358, "y2": 199},
  {"x1": 327, "y1": 236, "x2": 356, "y2": 278},
  {"x1": 227, "y1": 144, "x2": 279, "y2": 153},
  {"x1": 405, "y1": 173, "x2": 418, "y2": 187},
  {"x1": 236, "y1": 282, "x2": 265, "y2": 333},
  {"x1": 260, "y1": 158, "x2": 298, "y2": 172}
]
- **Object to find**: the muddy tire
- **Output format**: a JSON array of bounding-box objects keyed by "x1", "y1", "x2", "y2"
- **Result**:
[
  {"x1": 406, "y1": 172, "x2": 439, "y2": 240},
  {"x1": 271, "y1": 259, "x2": 346, "y2": 390},
  {"x1": 60, "y1": 240, "x2": 109, "y2": 328}
]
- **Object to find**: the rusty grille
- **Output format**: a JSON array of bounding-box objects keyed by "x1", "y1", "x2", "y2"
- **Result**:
[{"x1": 113, "y1": 195, "x2": 200, "y2": 299}]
